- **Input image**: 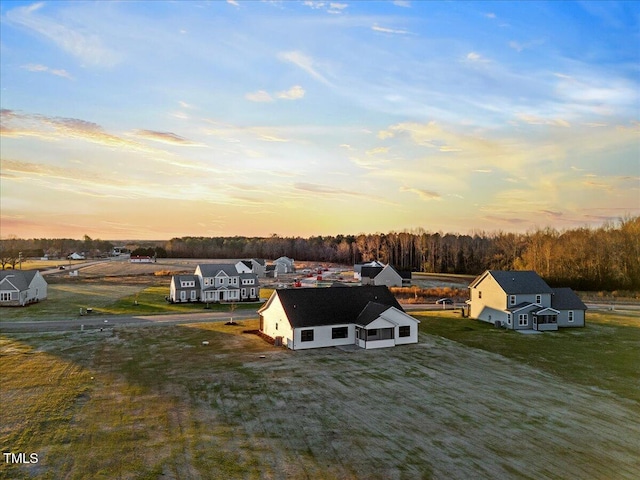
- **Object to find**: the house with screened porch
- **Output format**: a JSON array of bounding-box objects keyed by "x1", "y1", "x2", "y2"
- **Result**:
[
  {"x1": 467, "y1": 270, "x2": 586, "y2": 331},
  {"x1": 258, "y1": 285, "x2": 419, "y2": 350}
]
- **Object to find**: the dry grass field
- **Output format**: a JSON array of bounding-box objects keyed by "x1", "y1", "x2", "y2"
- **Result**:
[{"x1": 1, "y1": 313, "x2": 639, "y2": 479}]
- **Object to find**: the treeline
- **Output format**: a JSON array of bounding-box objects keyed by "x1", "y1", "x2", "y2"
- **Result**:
[
  {"x1": 2, "y1": 217, "x2": 638, "y2": 291},
  {"x1": 164, "y1": 216, "x2": 639, "y2": 291}
]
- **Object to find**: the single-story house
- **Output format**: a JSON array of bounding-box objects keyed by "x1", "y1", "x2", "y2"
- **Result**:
[
  {"x1": 467, "y1": 270, "x2": 587, "y2": 330},
  {"x1": 258, "y1": 285, "x2": 420, "y2": 350},
  {"x1": 360, "y1": 264, "x2": 404, "y2": 288},
  {"x1": 67, "y1": 252, "x2": 85, "y2": 260},
  {"x1": 0, "y1": 270, "x2": 48, "y2": 307},
  {"x1": 169, "y1": 263, "x2": 259, "y2": 303}
]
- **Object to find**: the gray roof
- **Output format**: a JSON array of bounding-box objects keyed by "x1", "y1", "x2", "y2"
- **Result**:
[
  {"x1": 172, "y1": 275, "x2": 201, "y2": 291},
  {"x1": 267, "y1": 286, "x2": 403, "y2": 329},
  {"x1": 487, "y1": 270, "x2": 554, "y2": 294},
  {"x1": 197, "y1": 264, "x2": 239, "y2": 277},
  {"x1": 0, "y1": 270, "x2": 41, "y2": 291},
  {"x1": 552, "y1": 288, "x2": 587, "y2": 310}
]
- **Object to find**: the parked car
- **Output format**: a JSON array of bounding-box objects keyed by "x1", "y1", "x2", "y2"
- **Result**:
[{"x1": 435, "y1": 298, "x2": 453, "y2": 305}]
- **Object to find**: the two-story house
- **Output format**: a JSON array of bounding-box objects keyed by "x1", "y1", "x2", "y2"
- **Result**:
[
  {"x1": 169, "y1": 264, "x2": 259, "y2": 303},
  {"x1": 467, "y1": 270, "x2": 586, "y2": 330}
]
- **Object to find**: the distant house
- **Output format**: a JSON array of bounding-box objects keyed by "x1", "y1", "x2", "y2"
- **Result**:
[
  {"x1": 0, "y1": 270, "x2": 48, "y2": 307},
  {"x1": 130, "y1": 255, "x2": 153, "y2": 263},
  {"x1": 235, "y1": 259, "x2": 267, "y2": 278},
  {"x1": 354, "y1": 261, "x2": 385, "y2": 280},
  {"x1": 360, "y1": 264, "x2": 404, "y2": 288},
  {"x1": 467, "y1": 270, "x2": 587, "y2": 330},
  {"x1": 67, "y1": 252, "x2": 85, "y2": 260},
  {"x1": 169, "y1": 263, "x2": 259, "y2": 303},
  {"x1": 273, "y1": 256, "x2": 295, "y2": 275},
  {"x1": 258, "y1": 285, "x2": 420, "y2": 350}
]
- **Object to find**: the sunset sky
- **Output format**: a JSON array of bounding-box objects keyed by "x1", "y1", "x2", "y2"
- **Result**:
[{"x1": 1, "y1": 1, "x2": 638, "y2": 240}]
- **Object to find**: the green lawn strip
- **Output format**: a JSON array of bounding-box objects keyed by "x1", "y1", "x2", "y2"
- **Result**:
[{"x1": 415, "y1": 310, "x2": 640, "y2": 406}]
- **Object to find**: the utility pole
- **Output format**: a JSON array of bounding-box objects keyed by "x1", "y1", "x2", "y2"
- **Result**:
[{"x1": 18, "y1": 252, "x2": 23, "y2": 270}]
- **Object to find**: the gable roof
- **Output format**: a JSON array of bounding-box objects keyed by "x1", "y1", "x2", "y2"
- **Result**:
[
  {"x1": 0, "y1": 270, "x2": 41, "y2": 291},
  {"x1": 268, "y1": 286, "x2": 403, "y2": 328},
  {"x1": 197, "y1": 264, "x2": 239, "y2": 277},
  {"x1": 472, "y1": 270, "x2": 554, "y2": 294},
  {"x1": 360, "y1": 266, "x2": 384, "y2": 279},
  {"x1": 552, "y1": 288, "x2": 587, "y2": 310},
  {"x1": 356, "y1": 302, "x2": 393, "y2": 326}
]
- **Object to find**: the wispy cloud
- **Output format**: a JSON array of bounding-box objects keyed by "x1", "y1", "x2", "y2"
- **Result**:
[
  {"x1": 245, "y1": 90, "x2": 274, "y2": 102},
  {"x1": 372, "y1": 24, "x2": 411, "y2": 35},
  {"x1": 133, "y1": 130, "x2": 199, "y2": 146},
  {"x1": 277, "y1": 85, "x2": 305, "y2": 100},
  {"x1": 278, "y1": 51, "x2": 331, "y2": 85},
  {"x1": 303, "y1": 2, "x2": 348, "y2": 14},
  {"x1": 6, "y1": 2, "x2": 120, "y2": 67},
  {"x1": 400, "y1": 186, "x2": 442, "y2": 201},
  {"x1": 21, "y1": 63, "x2": 73, "y2": 80}
]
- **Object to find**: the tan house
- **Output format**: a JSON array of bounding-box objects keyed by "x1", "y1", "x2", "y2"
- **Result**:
[{"x1": 467, "y1": 270, "x2": 586, "y2": 330}]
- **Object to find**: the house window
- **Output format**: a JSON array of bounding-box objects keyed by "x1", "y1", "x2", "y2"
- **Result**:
[
  {"x1": 507, "y1": 313, "x2": 512, "y2": 325},
  {"x1": 180, "y1": 291, "x2": 186, "y2": 301},
  {"x1": 510, "y1": 295, "x2": 516, "y2": 306},
  {"x1": 233, "y1": 277, "x2": 238, "y2": 285},
  {"x1": 399, "y1": 326, "x2": 411, "y2": 337},
  {"x1": 536, "y1": 295, "x2": 542, "y2": 304},
  {"x1": 301, "y1": 329, "x2": 314, "y2": 342},
  {"x1": 190, "y1": 291, "x2": 196, "y2": 300},
  {"x1": 518, "y1": 314, "x2": 528, "y2": 326},
  {"x1": 250, "y1": 288, "x2": 255, "y2": 297},
  {"x1": 1, "y1": 292, "x2": 11, "y2": 301},
  {"x1": 332, "y1": 327, "x2": 348, "y2": 339},
  {"x1": 241, "y1": 288, "x2": 246, "y2": 298},
  {"x1": 478, "y1": 291, "x2": 482, "y2": 299},
  {"x1": 568, "y1": 311, "x2": 574, "y2": 322}
]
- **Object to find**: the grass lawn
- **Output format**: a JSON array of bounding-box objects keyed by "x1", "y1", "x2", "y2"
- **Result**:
[
  {"x1": 0, "y1": 277, "x2": 263, "y2": 321},
  {"x1": 1, "y1": 311, "x2": 639, "y2": 479},
  {"x1": 414, "y1": 309, "x2": 640, "y2": 406}
]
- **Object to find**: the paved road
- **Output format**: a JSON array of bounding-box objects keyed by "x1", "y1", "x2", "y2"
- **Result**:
[
  {"x1": 0, "y1": 309, "x2": 259, "y2": 333},
  {"x1": 2, "y1": 302, "x2": 637, "y2": 334}
]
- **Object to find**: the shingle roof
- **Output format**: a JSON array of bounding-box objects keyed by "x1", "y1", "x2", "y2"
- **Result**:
[
  {"x1": 356, "y1": 302, "x2": 393, "y2": 326},
  {"x1": 551, "y1": 288, "x2": 587, "y2": 310},
  {"x1": 197, "y1": 264, "x2": 238, "y2": 277},
  {"x1": 488, "y1": 270, "x2": 554, "y2": 294},
  {"x1": 272, "y1": 286, "x2": 403, "y2": 328},
  {"x1": 172, "y1": 275, "x2": 201, "y2": 291},
  {"x1": 0, "y1": 270, "x2": 40, "y2": 291},
  {"x1": 360, "y1": 266, "x2": 384, "y2": 279}
]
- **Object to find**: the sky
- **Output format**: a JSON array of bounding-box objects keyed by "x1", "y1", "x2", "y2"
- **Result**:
[{"x1": 1, "y1": 0, "x2": 639, "y2": 240}]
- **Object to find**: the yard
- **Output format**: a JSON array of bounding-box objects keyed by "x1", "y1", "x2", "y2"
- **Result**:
[{"x1": 1, "y1": 311, "x2": 638, "y2": 479}]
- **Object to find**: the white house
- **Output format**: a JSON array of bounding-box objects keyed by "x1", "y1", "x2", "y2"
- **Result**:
[
  {"x1": 258, "y1": 285, "x2": 420, "y2": 350},
  {"x1": 0, "y1": 270, "x2": 48, "y2": 307},
  {"x1": 67, "y1": 252, "x2": 85, "y2": 260},
  {"x1": 467, "y1": 270, "x2": 587, "y2": 330},
  {"x1": 235, "y1": 259, "x2": 267, "y2": 278},
  {"x1": 169, "y1": 264, "x2": 259, "y2": 303}
]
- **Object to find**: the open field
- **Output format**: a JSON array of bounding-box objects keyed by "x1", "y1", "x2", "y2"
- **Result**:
[{"x1": 1, "y1": 313, "x2": 639, "y2": 479}]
